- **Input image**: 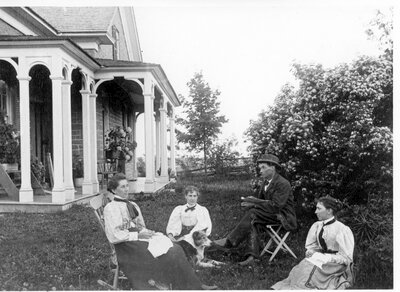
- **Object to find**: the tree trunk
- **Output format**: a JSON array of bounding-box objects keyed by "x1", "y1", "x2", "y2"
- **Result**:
[{"x1": 203, "y1": 141, "x2": 207, "y2": 174}]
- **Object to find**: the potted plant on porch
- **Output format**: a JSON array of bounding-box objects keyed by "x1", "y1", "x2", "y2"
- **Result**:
[
  {"x1": 0, "y1": 111, "x2": 20, "y2": 172},
  {"x1": 104, "y1": 126, "x2": 137, "y2": 161},
  {"x1": 72, "y1": 153, "x2": 84, "y2": 187}
]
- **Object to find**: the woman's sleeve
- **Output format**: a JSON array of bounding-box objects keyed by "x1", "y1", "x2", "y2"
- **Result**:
[
  {"x1": 131, "y1": 202, "x2": 146, "y2": 230},
  {"x1": 305, "y1": 222, "x2": 320, "y2": 252},
  {"x1": 104, "y1": 204, "x2": 138, "y2": 244},
  {"x1": 190, "y1": 206, "x2": 212, "y2": 236},
  {"x1": 166, "y1": 206, "x2": 182, "y2": 236},
  {"x1": 330, "y1": 226, "x2": 354, "y2": 265}
]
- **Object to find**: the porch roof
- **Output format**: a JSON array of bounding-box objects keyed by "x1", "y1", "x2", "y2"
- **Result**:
[
  {"x1": 0, "y1": 35, "x2": 101, "y2": 69},
  {"x1": 96, "y1": 58, "x2": 181, "y2": 107}
]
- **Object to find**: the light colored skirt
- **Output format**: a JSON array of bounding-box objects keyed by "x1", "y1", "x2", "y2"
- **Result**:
[{"x1": 272, "y1": 258, "x2": 353, "y2": 290}]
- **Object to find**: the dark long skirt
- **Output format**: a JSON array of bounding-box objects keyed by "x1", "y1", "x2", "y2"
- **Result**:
[{"x1": 115, "y1": 241, "x2": 202, "y2": 290}]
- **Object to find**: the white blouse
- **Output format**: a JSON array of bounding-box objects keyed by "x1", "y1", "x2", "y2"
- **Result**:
[
  {"x1": 104, "y1": 197, "x2": 172, "y2": 257},
  {"x1": 166, "y1": 204, "x2": 212, "y2": 238},
  {"x1": 305, "y1": 219, "x2": 354, "y2": 265},
  {"x1": 104, "y1": 198, "x2": 147, "y2": 244}
]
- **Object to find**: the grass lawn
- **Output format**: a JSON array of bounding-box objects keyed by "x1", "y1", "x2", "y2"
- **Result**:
[{"x1": 0, "y1": 174, "x2": 388, "y2": 290}]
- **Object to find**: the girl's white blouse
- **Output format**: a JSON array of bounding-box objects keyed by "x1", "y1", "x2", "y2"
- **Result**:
[{"x1": 166, "y1": 204, "x2": 212, "y2": 238}]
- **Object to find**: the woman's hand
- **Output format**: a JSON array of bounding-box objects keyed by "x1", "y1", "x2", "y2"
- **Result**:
[
  {"x1": 138, "y1": 229, "x2": 155, "y2": 240},
  {"x1": 305, "y1": 249, "x2": 316, "y2": 258}
]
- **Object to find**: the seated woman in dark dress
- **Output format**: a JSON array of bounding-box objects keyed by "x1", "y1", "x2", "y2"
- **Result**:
[{"x1": 103, "y1": 173, "x2": 217, "y2": 290}]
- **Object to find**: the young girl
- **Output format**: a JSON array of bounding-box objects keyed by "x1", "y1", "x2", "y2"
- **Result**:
[{"x1": 166, "y1": 185, "x2": 212, "y2": 242}]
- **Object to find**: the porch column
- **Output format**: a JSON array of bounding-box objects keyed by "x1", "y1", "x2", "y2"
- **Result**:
[
  {"x1": 51, "y1": 76, "x2": 66, "y2": 202},
  {"x1": 169, "y1": 110, "x2": 176, "y2": 174},
  {"x1": 89, "y1": 93, "x2": 99, "y2": 193},
  {"x1": 144, "y1": 92, "x2": 155, "y2": 189},
  {"x1": 80, "y1": 90, "x2": 93, "y2": 195},
  {"x1": 62, "y1": 80, "x2": 75, "y2": 200},
  {"x1": 132, "y1": 113, "x2": 138, "y2": 179},
  {"x1": 155, "y1": 113, "x2": 160, "y2": 175},
  {"x1": 17, "y1": 75, "x2": 33, "y2": 202},
  {"x1": 159, "y1": 100, "x2": 168, "y2": 182}
]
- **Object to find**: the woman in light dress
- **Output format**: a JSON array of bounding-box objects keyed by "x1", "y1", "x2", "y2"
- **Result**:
[
  {"x1": 272, "y1": 196, "x2": 354, "y2": 290},
  {"x1": 166, "y1": 185, "x2": 212, "y2": 242}
]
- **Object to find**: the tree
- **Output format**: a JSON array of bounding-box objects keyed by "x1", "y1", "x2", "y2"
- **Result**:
[
  {"x1": 207, "y1": 137, "x2": 240, "y2": 175},
  {"x1": 245, "y1": 9, "x2": 393, "y2": 288},
  {"x1": 177, "y1": 72, "x2": 228, "y2": 173},
  {"x1": 246, "y1": 9, "x2": 392, "y2": 209}
]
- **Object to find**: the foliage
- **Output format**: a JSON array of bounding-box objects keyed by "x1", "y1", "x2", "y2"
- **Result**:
[
  {"x1": 31, "y1": 156, "x2": 46, "y2": 185},
  {"x1": 177, "y1": 72, "x2": 228, "y2": 173},
  {"x1": 245, "y1": 54, "x2": 392, "y2": 209},
  {"x1": 207, "y1": 137, "x2": 240, "y2": 175},
  {"x1": 0, "y1": 111, "x2": 20, "y2": 164},
  {"x1": 244, "y1": 10, "x2": 393, "y2": 289},
  {"x1": 104, "y1": 126, "x2": 137, "y2": 161},
  {"x1": 72, "y1": 153, "x2": 84, "y2": 179},
  {"x1": 365, "y1": 8, "x2": 393, "y2": 59},
  {"x1": 345, "y1": 194, "x2": 393, "y2": 289},
  {"x1": 176, "y1": 154, "x2": 204, "y2": 177}
]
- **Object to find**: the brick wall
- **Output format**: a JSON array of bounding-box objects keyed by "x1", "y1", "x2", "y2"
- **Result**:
[
  {"x1": 96, "y1": 98, "x2": 104, "y2": 160},
  {"x1": 71, "y1": 95, "x2": 83, "y2": 158}
]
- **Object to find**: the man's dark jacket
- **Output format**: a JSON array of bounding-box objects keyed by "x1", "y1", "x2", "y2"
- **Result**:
[{"x1": 253, "y1": 172, "x2": 297, "y2": 231}]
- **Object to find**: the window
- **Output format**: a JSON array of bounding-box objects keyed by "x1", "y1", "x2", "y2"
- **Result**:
[
  {"x1": 0, "y1": 80, "x2": 11, "y2": 123},
  {"x1": 112, "y1": 25, "x2": 120, "y2": 60}
]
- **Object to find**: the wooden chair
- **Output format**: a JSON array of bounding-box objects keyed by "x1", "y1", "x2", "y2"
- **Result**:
[
  {"x1": 89, "y1": 193, "x2": 126, "y2": 290},
  {"x1": 90, "y1": 194, "x2": 170, "y2": 290},
  {"x1": 260, "y1": 224, "x2": 297, "y2": 262},
  {"x1": 97, "y1": 160, "x2": 117, "y2": 190}
]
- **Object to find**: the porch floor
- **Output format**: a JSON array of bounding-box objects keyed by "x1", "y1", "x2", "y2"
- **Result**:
[{"x1": 0, "y1": 177, "x2": 171, "y2": 213}]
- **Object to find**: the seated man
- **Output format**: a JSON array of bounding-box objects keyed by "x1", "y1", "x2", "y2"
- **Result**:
[{"x1": 214, "y1": 153, "x2": 297, "y2": 265}]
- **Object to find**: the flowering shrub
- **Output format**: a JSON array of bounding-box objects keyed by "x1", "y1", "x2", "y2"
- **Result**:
[
  {"x1": 31, "y1": 156, "x2": 46, "y2": 185},
  {"x1": 104, "y1": 126, "x2": 137, "y2": 161},
  {"x1": 246, "y1": 53, "x2": 392, "y2": 209}
]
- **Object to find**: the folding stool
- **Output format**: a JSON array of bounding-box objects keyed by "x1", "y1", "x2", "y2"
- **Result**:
[{"x1": 260, "y1": 224, "x2": 297, "y2": 262}]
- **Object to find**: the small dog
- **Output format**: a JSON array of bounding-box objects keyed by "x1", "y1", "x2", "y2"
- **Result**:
[{"x1": 177, "y1": 228, "x2": 225, "y2": 268}]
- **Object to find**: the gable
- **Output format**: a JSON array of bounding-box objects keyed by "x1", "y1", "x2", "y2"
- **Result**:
[{"x1": 109, "y1": 8, "x2": 129, "y2": 61}]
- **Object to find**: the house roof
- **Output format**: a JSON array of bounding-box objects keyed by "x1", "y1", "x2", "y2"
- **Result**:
[
  {"x1": 28, "y1": 7, "x2": 117, "y2": 33},
  {"x1": 96, "y1": 58, "x2": 180, "y2": 106}
]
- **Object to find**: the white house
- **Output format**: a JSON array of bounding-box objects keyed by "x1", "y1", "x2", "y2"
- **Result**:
[{"x1": 0, "y1": 7, "x2": 178, "y2": 212}]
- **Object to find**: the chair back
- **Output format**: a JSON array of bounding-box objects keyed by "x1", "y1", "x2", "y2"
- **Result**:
[
  {"x1": 97, "y1": 162, "x2": 105, "y2": 175},
  {"x1": 90, "y1": 193, "x2": 117, "y2": 265}
]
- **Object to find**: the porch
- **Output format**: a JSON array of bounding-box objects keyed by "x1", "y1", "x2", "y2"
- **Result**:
[
  {"x1": 0, "y1": 37, "x2": 179, "y2": 212},
  {"x1": 0, "y1": 177, "x2": 171, "y2": 213}
]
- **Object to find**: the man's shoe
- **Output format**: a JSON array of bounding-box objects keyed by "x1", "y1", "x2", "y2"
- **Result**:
[
  {"x1": 238, "y1": 256, "x2": 255, "y2": 266},
  {"x1": 201, "y1": 284, "x2": 218, "y2": 290},
  {"x1": 213, "y1": 238, "x2": 227, "y2": 246}
]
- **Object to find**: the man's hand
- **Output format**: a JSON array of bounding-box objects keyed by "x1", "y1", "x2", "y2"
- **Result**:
[
  {"x1": 168, "y1": 233, "x2": 177, "y2": 242},
  {"x1": 305, "y1": 249, "x2": 316, "y2": 258}
]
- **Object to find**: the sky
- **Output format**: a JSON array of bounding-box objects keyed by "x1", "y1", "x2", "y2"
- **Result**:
[
  {"x1": 8, "y1": 0, "x2": 394, "y2": 158},
  {"x1": 132, "y1": 0, "x2": 392, "y2": 156}
]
